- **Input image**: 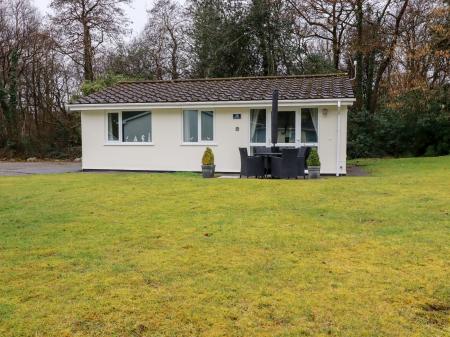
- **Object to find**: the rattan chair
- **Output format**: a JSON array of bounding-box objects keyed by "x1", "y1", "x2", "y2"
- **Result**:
[
  {"x1": 253, "y1": 146, "x2": 271, "y2": 155},
  {"x1": 271, "y1": 148, "x2": 299, "y2": 179},
  {"x1": 239, "y1": 148, "x2": 265, "y2": 178},
  {"x1": 297, "y1": 146, "x2": 311, "y2": 178}
]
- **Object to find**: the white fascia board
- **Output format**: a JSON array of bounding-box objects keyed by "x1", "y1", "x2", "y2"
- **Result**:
[{"x1": 67, "y1": 98, "x2": 356, "y2": 112}]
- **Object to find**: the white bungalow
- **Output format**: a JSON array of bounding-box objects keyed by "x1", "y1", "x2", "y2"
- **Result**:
[{"x1": 67, "y1": 74, "x2": 355, "y2": 175}]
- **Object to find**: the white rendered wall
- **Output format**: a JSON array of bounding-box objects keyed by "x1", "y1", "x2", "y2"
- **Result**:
[
  {"x1": 81, "y1": 105, "x2": 348, "y2": 174},
  {"x1": 317, "y1": 106, "x2": 348, "y2": 175},
  {"x1": 81, "y1": 107, "x2": 250, "y2": 172}
]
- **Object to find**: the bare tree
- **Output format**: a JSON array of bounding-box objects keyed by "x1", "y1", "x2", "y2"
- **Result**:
[
  {"x1": 143, "y1": 0, "x2": 189, "y2": 79},
  {"x1": 50, "y1": 0, "x2": 131, "y2": 81},
  {"x1": 287, "y1": 0, "x2": 354, "y2": 70},
  {"x1": 0, "y1": 0, "x2": 40, "y2": 148},
  {"x1": 369, "y1": 0, "x2": 409, "y2": 113},
  {"x1": 350, "y1": 0, "x2": 410, "y2": 113},
  {"x1": 0, "y1": 0, "x2": 80, "y2": 156}
]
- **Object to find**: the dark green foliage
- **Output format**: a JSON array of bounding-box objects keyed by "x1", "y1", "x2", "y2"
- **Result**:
[
  {"x1": 348, "y1": 86, "x2": 450, "y2": 158},
  {"x1": 190, "y1": 0, "x2": 311, "y2": 77},
  {"x1": 302, "y1": 54, "x2": 337, "y2": 75},
  {"x1": 0, "y1": 85, "x2": 7, "y2": 147},
  {"x1": 202, "y1": 147, "x2": 215, "y2": 165},
  {"x1": 307, "y1": 148, "x2": 320, "y2": 166},
  {"x1": 79, "y1": 73, "x2": 133, "y2": 97},
  {"x1": 14, "y1": 115, "x2": 81, "y2": 160},
  {"x1": 190, "y1": 0, "x2": 256, "y2": 78},
  {"x1": 246, "y1": 0, "x2": 297, "y2": 75},
  {"x1": 0, "y1": 49, "x2": 21, "y2": 151}
]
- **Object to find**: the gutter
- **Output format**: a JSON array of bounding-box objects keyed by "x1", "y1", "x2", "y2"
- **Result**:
[{"x1": 66, "y1": 98, "x2": 357, "y2": 112}]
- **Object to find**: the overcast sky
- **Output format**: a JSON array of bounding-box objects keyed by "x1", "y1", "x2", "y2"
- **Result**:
[{"x1": 33, "y1": 0, "x2": 156, "y2": 38}]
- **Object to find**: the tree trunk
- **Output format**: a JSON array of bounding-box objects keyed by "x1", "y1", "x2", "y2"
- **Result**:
[
  {"x1": 83, "y1": 21, "x2": 94, "y2": 81},
  {"x1": 4, "y1": 49, "x2": 20, "y2": 149},
  {"x1": 332, "y1": 29, "x2": 340, "y2": 70},
  {"x1": 354, "y1": 0, "x2": 364, "y2": 111},
  {"x1": 365, "y1": 52, "x2": 375, "y2": 111},
  {"x1": 332, "y1": 2, "x2": 339, "y2": 70},
  {"x1": 369, "y1": 0, "x2": 409, "y2": 114},
  {"x1": 168, "y1": 29, "x2": 179, "y2": 79}
]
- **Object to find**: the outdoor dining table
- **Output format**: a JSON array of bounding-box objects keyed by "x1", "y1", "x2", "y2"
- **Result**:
[
  {"x1": 257, "y1": 152, "x2": 282, "y2": 157},
  {"x1": 255, "y1": 152, "x2": 282, "y2": 177}
]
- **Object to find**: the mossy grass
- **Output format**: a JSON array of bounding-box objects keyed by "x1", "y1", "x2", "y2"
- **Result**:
[{"x1": 0, "y1": 156, "x2": 449, "y2": 336}]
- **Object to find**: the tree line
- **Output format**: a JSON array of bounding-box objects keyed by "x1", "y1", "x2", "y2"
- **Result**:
[{"x1": 0, "y1": 0, "x2": 448, "y2": 159}]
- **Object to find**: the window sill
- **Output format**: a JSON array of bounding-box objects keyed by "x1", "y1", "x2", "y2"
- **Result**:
[
  {"x1": 181, "y1": 142, "x2": 218, "y2": 146},
  {"x1": 300, "y1": 143, "x2": 318, "y2": 147},
  {"x1": 104, "y1": 142, "x2": 155, "y2": 146},
  {"x1": 250, "y1": 143, "x2": 269, "y2": 147},
  {"x1": 249, "y1": 143, "x2": 318, "y2": 147}
]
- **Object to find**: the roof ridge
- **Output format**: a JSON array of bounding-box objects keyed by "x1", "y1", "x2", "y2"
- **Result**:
[{"x1": 119, "y1": 73, "x2": 349, "y2": 85}]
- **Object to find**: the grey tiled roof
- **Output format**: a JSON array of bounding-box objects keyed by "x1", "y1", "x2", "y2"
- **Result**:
[{"x1": 74, "y1": 74, "x2": 354, "y2": 104}]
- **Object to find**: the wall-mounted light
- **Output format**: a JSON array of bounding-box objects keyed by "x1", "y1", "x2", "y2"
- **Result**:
[{"x1": 322, "y1": 108, "x2": 328, "y2": 116}]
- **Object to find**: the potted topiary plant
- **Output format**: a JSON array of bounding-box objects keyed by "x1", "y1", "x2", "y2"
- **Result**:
[
  {"x1": 307, "y1": 148, "x2": 321, "y2": 179},
  {"x1": 201, "y1": 147, "x2": 215, "y2": 178}
]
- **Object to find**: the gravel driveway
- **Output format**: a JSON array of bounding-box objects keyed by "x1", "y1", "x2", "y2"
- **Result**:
[{"x1": 0, "y1": 161, "x2": 81, "y2": 176}]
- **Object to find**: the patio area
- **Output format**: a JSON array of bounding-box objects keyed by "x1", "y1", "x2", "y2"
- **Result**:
[
  {"x1": 239, "y1": 146, "x2": 312, "y2": 179},
  {"x1": 235, "y1": 90, "x2": 344, "y2": 179}
]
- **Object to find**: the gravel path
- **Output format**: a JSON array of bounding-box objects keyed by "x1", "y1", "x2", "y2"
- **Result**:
[{"x1": 0, "y1": 161, "x2": 81, "y2": 176}]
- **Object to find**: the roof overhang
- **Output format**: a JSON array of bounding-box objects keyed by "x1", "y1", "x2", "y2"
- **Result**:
[{"x1": 67, "y1": 98, "x2": 356, "y2": 112}]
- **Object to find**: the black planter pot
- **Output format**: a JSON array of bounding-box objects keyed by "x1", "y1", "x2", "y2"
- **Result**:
[
  {"x1": 308, "y1": 166, "x2": 320, "y2": 179},
  {"x1": 202, "y1": 164, "x2": 215, "y2": 178}
]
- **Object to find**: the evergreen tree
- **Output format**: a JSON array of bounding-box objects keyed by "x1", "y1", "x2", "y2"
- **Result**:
[{"x1": 190, "y1": 0, "x2": 254, "y2": 77}]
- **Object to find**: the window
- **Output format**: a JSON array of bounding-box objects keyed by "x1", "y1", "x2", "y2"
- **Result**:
[
  {"x1": 201, "y1": 111, "x2": 214, "y2": 141},
  {"x1": 277, "y1": 111, "x2": 296, "y2": 143},
  {"x1": 108, "y1": 113, "x2": 119, "y2": 141},
  {"x1": 183, "y1": 110, "x2": 214, "y2": 143},
  {"x1": 106, "y1": 111, "x2": 152, "y2": 144},
  {"x1": 301, "y1": 108, "x2": 318, "y2": 143},
  {"x1": 183, "y1": 110, "x2": 198, "y2": 142},
  {"x1": 250, "y1": 109, "x2": 266, "y2": 143}
]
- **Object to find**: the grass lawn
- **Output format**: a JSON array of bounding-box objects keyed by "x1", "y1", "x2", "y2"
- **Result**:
[{"x1": 0, "y1": 157, "x2": 449, "y2": 337}]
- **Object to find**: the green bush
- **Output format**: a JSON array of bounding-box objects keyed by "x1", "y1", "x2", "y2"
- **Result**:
[
  {"x1": 307, "y1": 148, "x2": 320, "y2": 166},
  {"x1": 348, "y1": 86, "x2": 449, "y2": 159},
  {"x1": 202, "y1": 147, "x2": 214, "y2": 165},
  {"x1": 75, "y1": 73, "x2": 138, "y2": 99}
]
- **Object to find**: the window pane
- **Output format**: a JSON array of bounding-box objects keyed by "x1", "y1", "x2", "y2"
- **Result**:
[
  {"x1": 108, "y1": 113, "x2": 119, "y2": 141},
  {"x1": 301, "y1": 108, "x2": 318, "y2": 143},
  {"x1": 250, "y1": 109, "x2": 266, "y2": 143},
  {"x1": 277, "y1": 111, "x2": 295, "y2": 143},
  {"x1": 122, "y1": 111, "x2": 152, "y2": 142},
  {"x1": 183, "y1": 110, "x2": 198, "y2": 142},
  {"x1": 201, "y1": 111, "x2": 214, "y2": 141}
]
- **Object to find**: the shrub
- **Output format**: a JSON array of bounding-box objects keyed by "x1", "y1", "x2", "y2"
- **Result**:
[
  {"x1": 202, "y1": 147, "x2": 214, "y2": 165},
  {"x1": 307, "y1": 148, "x2": 321, "y2": 166},
  {"x1": 75, "y1": 73, "x2": 140, "y2": 99},
  {"x1": 348, "y1": 86, "x2": 449, "y2": 159}
]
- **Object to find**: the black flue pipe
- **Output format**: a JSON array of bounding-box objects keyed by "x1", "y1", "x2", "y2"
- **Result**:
[{"x1": 271, "y1": 89, "x2": 279, "y2": 147}]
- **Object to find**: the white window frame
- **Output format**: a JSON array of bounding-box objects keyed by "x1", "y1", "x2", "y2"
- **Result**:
[
  {"x1": 249, "y1": 108, "x2": 270, "y2": 147},
  {"x1": 105, "y1": 111, "x2": 154, "y2": 146},
  {"x1": 298, "y1": 107, "x2": 319, "y2": 148},
  {"x1": 248, "y1": 107, "x2": 319, "y2": 148},
  {"x1": 181, "y1": 109, "x2": 216, "y2": 146}
]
